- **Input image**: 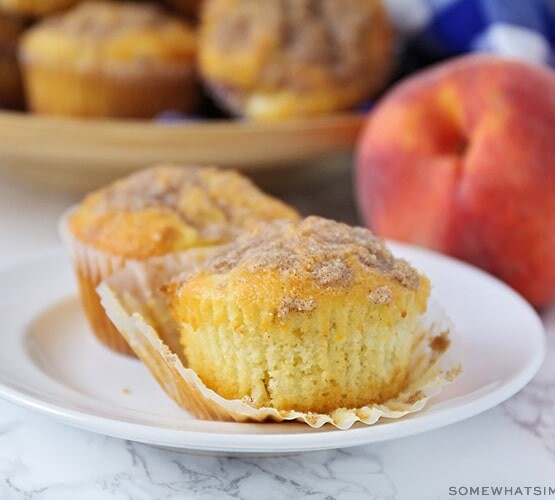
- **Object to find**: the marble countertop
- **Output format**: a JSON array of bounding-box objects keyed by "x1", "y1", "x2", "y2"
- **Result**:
[{"x1": 0, "y1": 171, "x2": 554, "y2": 500}]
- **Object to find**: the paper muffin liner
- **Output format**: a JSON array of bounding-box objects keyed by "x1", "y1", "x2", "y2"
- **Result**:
[
  {"x1": 97, "y1": 253, "x2": 462, "y2": 429},
  {"x1": 59, "y1": 209, "x2": 135, "y2": 355}
]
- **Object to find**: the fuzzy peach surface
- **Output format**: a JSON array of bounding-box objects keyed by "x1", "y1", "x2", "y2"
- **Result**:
[{"x1": 356, "y1": 55, "x2": 555, "y2": 307}]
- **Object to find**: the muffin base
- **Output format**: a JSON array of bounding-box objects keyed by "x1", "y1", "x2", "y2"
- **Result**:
[
  {"x1": 22, "y1": 60, "x2": 198, "y2": 118},
  {"x1": 76, "y1": 270, "x2": 135, "y2": 355},
  {"x1": 179, "y1": 295, "x2": 418, "y2": 413},
  {"x1": 98, "y1": 253, "x2": 461, "y2": 428}
]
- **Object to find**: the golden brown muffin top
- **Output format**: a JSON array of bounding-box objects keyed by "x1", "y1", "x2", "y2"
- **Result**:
[
  {"x1": 169, "y1": 216, "x2": 426, "y2": 316},
  {"x1": 20, "y1": 1, "x2": 196, "y2": 67},
  {"x1": 69, "y1": 165, "x2": 299, "y2": 259},
  {"x1": 41, "y1": 1, "x2": 178, "y2": 39}
]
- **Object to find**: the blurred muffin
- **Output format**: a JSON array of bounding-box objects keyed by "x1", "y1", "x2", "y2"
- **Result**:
[
  {"x1": 62, "y1": 165, "x2": 299, "y2": 355},
  {"x1": 167, "y1": 216, "x2": 430, "y2": 413},
  {"x1": 19, "y1": 1, "x2": 198, "y2": 118},
  {"x1": 0, "y1": 0, "x2": 81, "y2": 17},
  {"x1": 161, "y1": 0, "x2": 203, "y2": 20},
  {"x1": 199, "y1": 0, "x2": 393, "y2": 120},
  {"x1": 0, "y1": 15, "x2": 24, "y2": 108}
]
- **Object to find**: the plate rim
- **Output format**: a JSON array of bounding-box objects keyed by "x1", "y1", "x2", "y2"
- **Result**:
[
  {"x1": 0, "y1": 108, "x2": 365, "y2": 130},
  {"x1": 0, "y1": 245, "x2": 546, "y2": 453}
]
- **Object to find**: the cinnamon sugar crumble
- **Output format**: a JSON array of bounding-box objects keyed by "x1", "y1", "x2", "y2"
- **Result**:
[
  {"x1": 85, "y1": 165, "x2": 296, "y2": 243},
  {"x1": 277, "y1": 297, "x2": 317, "y2": 318},
  {"x1": 173, "y1": 216, "x2": 422, "y2": 292},
  {"x1": 368, "y1": 286, "x2": 393, "y2": 305},
  {"x1": 391, "y1": 260, "x2": 421, "y2": 289},
  {"x1": 43, "y1": 2, "x2": 179, "y2": 40},
  {"x1": 312, "y1": 258, "x2": 353, "y2": 287},
  {"x1": 210, "y1": 0, "x2": 386, "y2": 85}
]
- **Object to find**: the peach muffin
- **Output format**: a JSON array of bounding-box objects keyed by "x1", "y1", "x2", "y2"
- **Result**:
[
  {"x1": 165, "y1": 216, "x2": 430, "y2": 413},
  {"x1": 19, "y1": 1, "x2": 198, "y2": 118},
  {"x1": 63, "y1": 165, "x2": 299, "y2": 355},
  {"x1": 199, "y1": 0, "x2": 393, "y2": 120}
]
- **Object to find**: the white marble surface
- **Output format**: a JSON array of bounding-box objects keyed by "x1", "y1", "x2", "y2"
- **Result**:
[{"x1": 0, "y1": 176, "x2": 554, "y2": 500}]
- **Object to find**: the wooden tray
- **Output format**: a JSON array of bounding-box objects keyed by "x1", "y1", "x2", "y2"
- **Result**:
[{"x1": 0, "y1": 111, "x2": 364, "y2": 191}]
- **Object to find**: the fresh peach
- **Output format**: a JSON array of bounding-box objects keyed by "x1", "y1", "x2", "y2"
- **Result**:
[{"x1": 356, "y1": 55, "x2": 555, "y2": 307}]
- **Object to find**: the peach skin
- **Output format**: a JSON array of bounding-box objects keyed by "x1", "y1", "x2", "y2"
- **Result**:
[{"x1": 356, "y1": 55, "x2": 555, "y2": 307}]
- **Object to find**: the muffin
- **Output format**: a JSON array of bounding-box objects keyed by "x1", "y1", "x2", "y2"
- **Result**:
[
  {"x1": 0, "y1": 0, "x2": 81, "y2": 18},
  {"x1": 19, "y1": 1, "x2": 198, "y2": 118},
  {"x1": 0, "y1": 15, "x2": 24, "y2": 108},
  {"x1": 199, "y1": 0, "x2": 393, "y2": 120},
  {"x1": 62, "y1": 165, "x2": 299, "y2": 355},
  {"x1": 165, "y1": 216, "x2": 430, "y2": 413}
]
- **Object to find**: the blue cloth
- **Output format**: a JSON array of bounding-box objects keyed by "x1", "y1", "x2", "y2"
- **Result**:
[{"x1": 384, "y1": 0, "x2": 555, "y2": 66}]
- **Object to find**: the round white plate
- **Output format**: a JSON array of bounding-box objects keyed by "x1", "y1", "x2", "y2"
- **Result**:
[{"x1": 0, "y1": 245, "x2": 545, "y2": 455}]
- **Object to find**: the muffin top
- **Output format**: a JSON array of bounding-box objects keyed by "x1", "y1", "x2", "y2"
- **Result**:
[
  {"x1": 69, "y1": 165, "x2": 299, "y2": 259},
  {"x1": 168, "y1": 216, "x2": 429, "y2": 318},
  {"x1": 200, "y1": 0, "x2": 392, "y2": 117},
  {"x1": 20, "y1": 1, "x2": 196, "y2": 69}
]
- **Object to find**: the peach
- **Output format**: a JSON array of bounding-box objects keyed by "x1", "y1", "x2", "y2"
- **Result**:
[{"x1": 356, "y1": 55, "x2": 555, "y2": 307}]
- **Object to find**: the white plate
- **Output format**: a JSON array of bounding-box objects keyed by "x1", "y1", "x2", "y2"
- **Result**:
[{"x1": 0, "y1": 245, "x2": 545, "y2": 455}]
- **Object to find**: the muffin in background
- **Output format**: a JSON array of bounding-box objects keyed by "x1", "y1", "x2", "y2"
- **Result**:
[
  {"x1": 61, "y1": 165, "x2": 299, "y2": 355},
  {"x1": 199, "y1": 0, "x2": 394, "y2": 120},
  {"x1": 19, "y1": 1, "x2": 198, "y2": 118},
  {"x1": 0, "y1": 0, "x2": 81, "y2": 18},
  {"x1": 0, "y1": 15, "x2": 24, "y2": 109},
  {"x1": 166, "y1": 216, "x2": 430, "y2": 413}
]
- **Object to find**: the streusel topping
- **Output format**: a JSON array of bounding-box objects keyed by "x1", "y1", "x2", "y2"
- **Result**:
[
  {"x1": 81, "y1": 165, "x2": 298, "y2": 243},
  {"x1": 174, "y1": 216, "x2": 421, "y2": 291},
  {"x1": 41, "y1": 1, "x2": 178, "y2": 40}
]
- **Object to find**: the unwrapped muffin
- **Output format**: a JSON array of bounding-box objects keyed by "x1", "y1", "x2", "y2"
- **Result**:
[
  {"x1": 61, "y1": 165, "x2": 299, "y2": 355},
  {"x1": 98, "y1": 216, "x2": 459, "y2": 427},
  {"x1": 166, "y1": 216, "x2": 430, "y2": 413},
  {"x1": 19, "y1": 1, "x2": 198, "y2": 118},
  {"x1": 199, "y1": 0, "x2": 394, "y2": 120}
]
